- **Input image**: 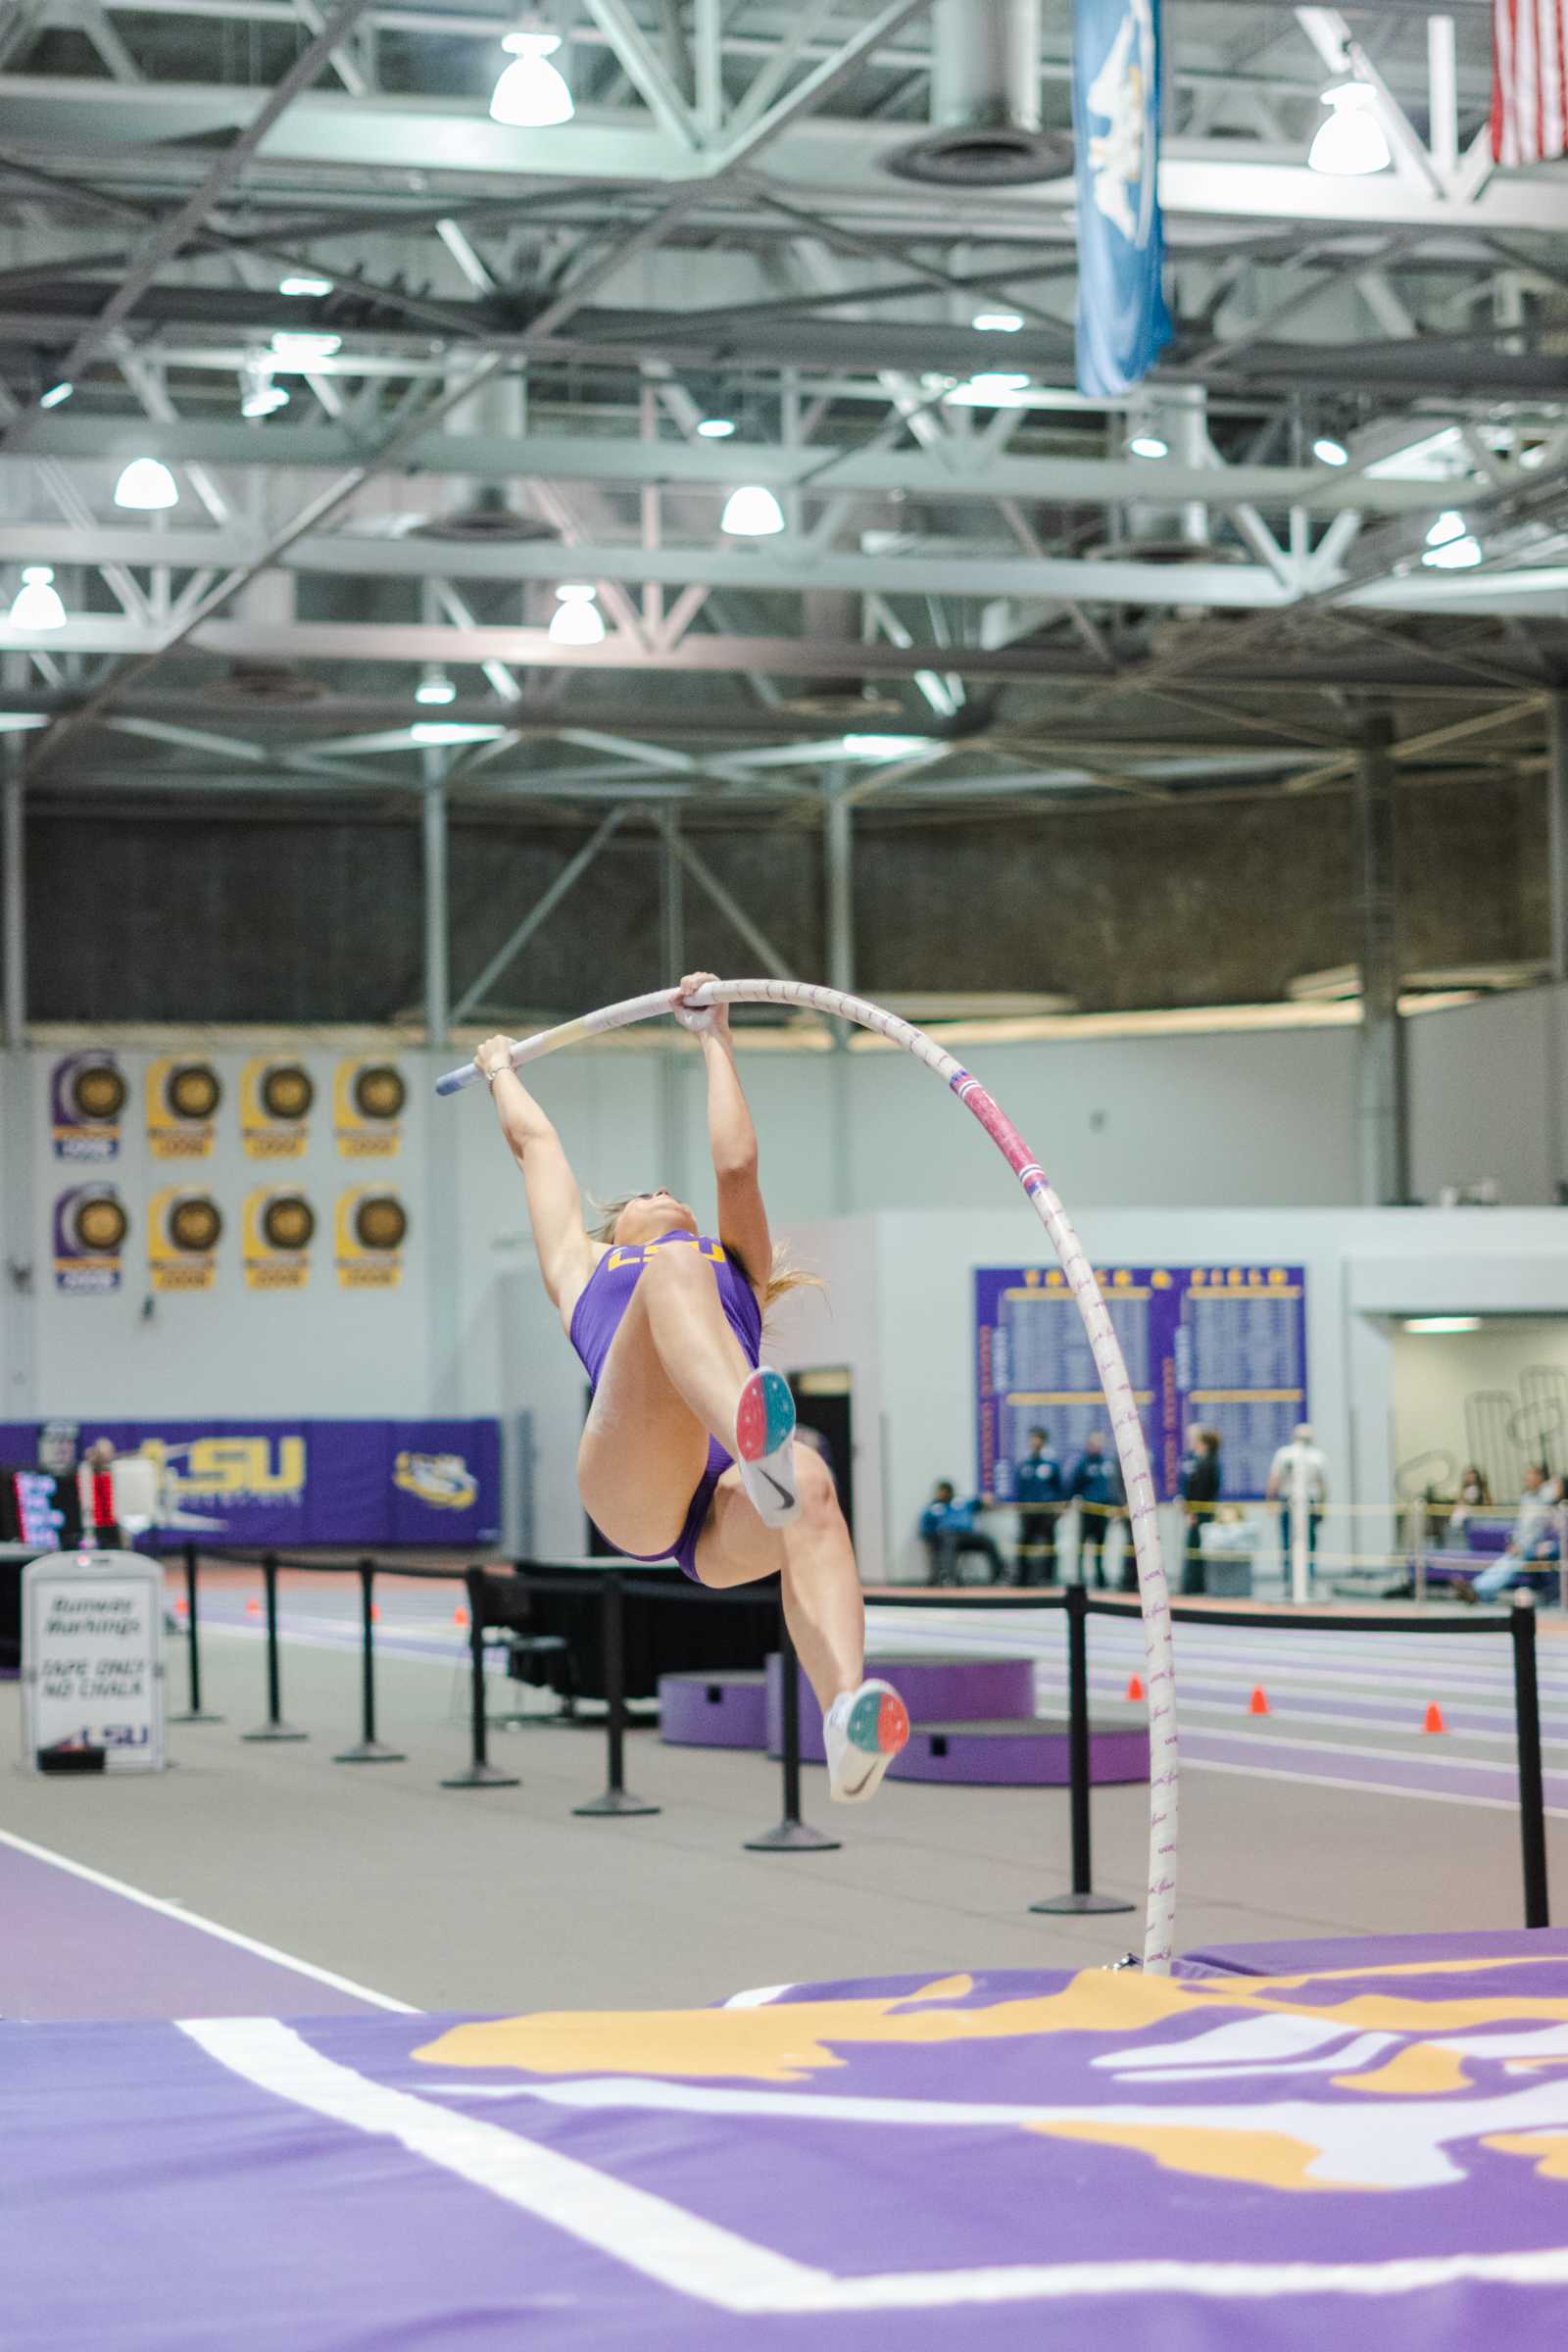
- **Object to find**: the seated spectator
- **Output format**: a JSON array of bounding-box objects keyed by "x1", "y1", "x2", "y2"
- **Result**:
[
  {"x1": 1446, "y1": 1464, "x2": 1493, "y2": 1540},
  {"x1": 1473, "y1": 1464, "x2": 1561, "y2": 1601},
  {"x1": 918, "y1": 1482, "x2": 1007, "y2": 1588}
]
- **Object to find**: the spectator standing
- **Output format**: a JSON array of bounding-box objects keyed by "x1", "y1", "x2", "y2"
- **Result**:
[
  {"x1": 1068, "y1": 1433, "x2": 1123, "y2": 1590},
  {"x1": 1181, "y1": 1427, "x2": 1223, "y2": 1596},
  {"x1": 918, "y1": 1482, "x2": 1007, "y2": 1588},
  {"x1": 1267, "y1": 1422, "x2": 1329, "y2": 1592},
  {"x1": 1013, "y1": 1427, "x2": 1064, "y2": 1587},
  {"x1": 1473, "y1": 1464, "x2": 1561, "y2": 1601}
]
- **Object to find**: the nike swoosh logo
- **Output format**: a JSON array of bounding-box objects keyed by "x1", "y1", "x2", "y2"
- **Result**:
[
  {"x1": 759, "y1": 1469, "x2": 793, "y2": 1505},
  {"x1": 839, "y1": 1761, "x2": 878, "y2": 1797}
]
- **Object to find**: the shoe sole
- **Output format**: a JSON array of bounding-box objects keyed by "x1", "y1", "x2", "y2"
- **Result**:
[
  {"x1": 830, "y1": 1682, "x2": 909, "y2": 1804},
  {"x1": 736, "y1": 1367, "x2": 798, "y2": 1526}
]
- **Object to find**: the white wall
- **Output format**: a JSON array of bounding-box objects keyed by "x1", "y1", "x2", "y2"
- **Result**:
[{"x1": 1407, "y1": 986, "x2": 1566, "y2": 1207}]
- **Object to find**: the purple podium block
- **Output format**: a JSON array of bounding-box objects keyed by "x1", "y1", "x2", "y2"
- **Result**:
[
  {"x1": 765, "y1": 1651, "x2": 1038, "y2": 1765},
  {"x1": 658, "y1": 1670, "x2": 768, "y2": 1750},
  {"x1": 894, "y1": 1712, "x2": 1150, "y2": 1788}
]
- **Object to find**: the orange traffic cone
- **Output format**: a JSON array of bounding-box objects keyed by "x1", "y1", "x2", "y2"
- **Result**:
[
  {"x1": 246, "y1": 1596, "x2": 261, "y2": 1617},
  {"x1": 454, "y1": 1605, "x2": 468, "y2": 1630},
  {"x1": 1125, "y1": 1673, "x2": 1145, "y2": 1702},
  {"x1": 1249, "y1": 1686, "x2": 1270, "y2": 1716},
  {"x1": 173, "y1": 1596, "x2": 188, "y2": 1617},
  {"x1": 1423, "y1": 1701, "x2": 1446, "y2": 1735},
  {"x1": 370, "y1": 1601, "x2": 380, "y2": 1623}
]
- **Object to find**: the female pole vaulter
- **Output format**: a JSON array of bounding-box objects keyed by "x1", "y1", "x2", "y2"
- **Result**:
[{"x1": 474, "y1": 972, "x2": 908, "y2": 1804}]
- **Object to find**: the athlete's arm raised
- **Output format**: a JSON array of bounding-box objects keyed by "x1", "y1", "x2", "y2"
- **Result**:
[
  {"x1": 474, "y1": 1035, "x2": 596, "y2": 1321},
  {"x1": 676, "y1": 973, "x2": 773, "y2": 1295}
]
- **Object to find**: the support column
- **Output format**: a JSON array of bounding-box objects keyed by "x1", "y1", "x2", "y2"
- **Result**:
[
  {"x1": 421, "y1": 751, "x2": 459, "y2": 1409},
  {"x1": 1, "y1": 725, "x2": 36, "y2": 1415},
  {"x1": 1355, "y1": 710, "x2": 1409, "y2": 1205},
  {"x1": 1546, "y1": 695, "x2": 1568, "y2": 1198},
  {"x1": 824, "y1": 768, "x2": 854, "y2": 1213},
  {"x1": 660, "y1": 816, "x2": 687, "y2": 1201}
]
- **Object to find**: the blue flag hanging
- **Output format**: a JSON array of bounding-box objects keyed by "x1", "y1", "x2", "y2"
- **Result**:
[{"x1": 1072, "y1": 0, "x2": 1173, "y2": 398}]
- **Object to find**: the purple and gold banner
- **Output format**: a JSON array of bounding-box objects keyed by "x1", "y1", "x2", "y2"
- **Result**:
[
  {"x1": 50, "y1": 1053, "x2": 125, "y2": 1161},
  {"x1": 52, "y1": 1185, "x2": 128, "y2": 1293},
  {"x1": 0, "y1": 1417, "x2": 500, "y2": 1545}
]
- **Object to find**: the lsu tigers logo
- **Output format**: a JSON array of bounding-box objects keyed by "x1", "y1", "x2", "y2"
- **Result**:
[{"x1": 392, "y1": 1450, "x2": 478, "y2": 1513}]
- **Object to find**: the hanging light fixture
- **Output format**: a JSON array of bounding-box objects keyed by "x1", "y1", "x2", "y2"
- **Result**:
[
  {"x1": 1422, "y1": 534, "x2": 1482, "y2": 570},
  {"x1": 1313, "y1": 436, "x2": 1349, "y2": 466},
  {"x1": 972, "y1": 312, "x2": 1024, "y2": 332},
  {"x1": 720, "y1": 483, "x2": 785, "y2": 536},
  {"x1": 1127, "y1": 431, "x2": 1168, "y2": 460},
  {"x1": 416, "y1": 665, "x2": 457, "y2": 705},
  {"x1": 1307, "y1": 81, "x2": 1391, "y2": 175},
  {"x1": 114, "y1": 457, "x2": 178, "y2": 511},
  {"x1": 548, "y1": 584, "x2": 606, "y2": 645},
  {"x1": 945, "y1": 371, "x2": 1030, "y2": 408},
  {"x1": 10, "y1": 566, "x2": 66, "y2": 630},
  {"x1": 39, "y1": 381, "x2": 74, "y2": 410},
  {"x1": 240, "y1": 358, "x2": 289, "y2": 418},
  {"x1": 696, "y1": 416, "x2": 737, "y2": 439},
  {"x1": 1426, "y1": 509, "x2": 1467, "y2": 548},
  {"x1": 278, "y1": 273, "x2": 333, "y2": 297},
  {"x1": 489, "y1": 24, "x2": 574, "y2": 127},
  {"x1": 270, "y1": 329, "x2": 341, "y2": 364}
]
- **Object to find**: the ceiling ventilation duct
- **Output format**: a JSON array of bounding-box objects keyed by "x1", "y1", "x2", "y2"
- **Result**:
[
  {"x1": 410, "y1": 361, "x2": 560, "y2": 545},
  {"x1": 212, "y1": 570, "x2": 326, "y2": 703},
  {"x1": 885, "y1": 0, "x2": 1069, "y2": 187}
]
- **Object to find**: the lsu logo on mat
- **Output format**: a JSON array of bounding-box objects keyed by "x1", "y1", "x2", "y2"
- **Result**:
[
  {"x1": 393, "y1": 1451, "x2": 477, "y2": 1512},
  {"x1": 415, "y1": 1956, "x2": 1568, "y2": 2197}
]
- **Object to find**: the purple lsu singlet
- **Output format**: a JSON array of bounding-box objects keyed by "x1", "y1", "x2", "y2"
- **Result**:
[{"x1": 568, "y1": 1230, "x2": 764, "y2": 1579}]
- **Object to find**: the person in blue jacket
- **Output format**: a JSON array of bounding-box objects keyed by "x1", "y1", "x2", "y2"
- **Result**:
[
  {"x1": 1013, "y1": 1426, "x2": 1064, "y2": 1587},
  {"x1": 918, "y1": 1481, "x2": 1007, "y2": 1587},
  {"x1": 1067, "y1": 1431, "x2": 1125, "y2": 1589}
]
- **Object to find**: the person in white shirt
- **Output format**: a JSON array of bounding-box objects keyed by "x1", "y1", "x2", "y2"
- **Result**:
[
  {"x1": 1473, "y1": 1464, "x2": 1561, "y2": 1602},
  {"x1": 1266, "y1": 1423, "x2": 1329, "y2": 1591}
]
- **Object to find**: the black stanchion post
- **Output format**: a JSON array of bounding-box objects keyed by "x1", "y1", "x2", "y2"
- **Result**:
[
  {"x1": 1032, "y1": 1582, "x2": 1134, "y2": 1916},
  {"x1": 170, "y1": 1541, "x2": 223, "y2": 1725},
  {"x1": 1510, "y1": 1591, "x2": 1550, "y2": 1930},
  {"x1": 574, "y1": 1569, "x2": 660, "y2": 1816},
  {"x1": 334, "y1": 1559, "x2": 407, "y2": 1765},
  {"x1": 746, "y1": 1588, "x2": 841, "y2": 1853},
  {"x1": 242, "y1": 1551, "x2": 307, "y2": 1742},
  {"x1": 441, "y1": 1565, "x2": 519, "y2": 1789}
]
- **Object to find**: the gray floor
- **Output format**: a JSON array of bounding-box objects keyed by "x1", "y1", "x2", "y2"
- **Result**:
[{"x1": 5, "y1": 1628, "x2": 1564, "y2": 2014}]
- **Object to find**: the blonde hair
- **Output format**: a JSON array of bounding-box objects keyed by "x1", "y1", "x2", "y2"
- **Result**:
[{"x1": 587, "y1": 1196, "x2": 823, "y2": 1317}]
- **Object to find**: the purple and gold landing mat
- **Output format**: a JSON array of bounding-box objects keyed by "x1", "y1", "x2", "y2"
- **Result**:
[
  {"x1": 8, "y1": 1947, "x2": 1568, "y2": 2350},
  {"x1": 1178, "y1": 1928, "x2": 1568, "y2": 1977}
]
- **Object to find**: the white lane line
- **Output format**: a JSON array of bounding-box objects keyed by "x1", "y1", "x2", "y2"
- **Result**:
[
  {"x1": 179, "y1": 2019, "x2": 1568, "y2": 2312},
  {"x1": 1183, "y1": 1756, "x2": 1568, "y2": 1818},
  {"x1": 0, "y1": 1828, "x2": 418, "y2": 2015}
]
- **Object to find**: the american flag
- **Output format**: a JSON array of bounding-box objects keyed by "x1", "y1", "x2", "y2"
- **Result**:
[{"x1": 1493, "y1": 0, "x2": 1568, "y2": 163}]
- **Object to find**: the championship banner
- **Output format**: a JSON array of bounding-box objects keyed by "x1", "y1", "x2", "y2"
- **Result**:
[
  {"x1": 148, "y1": 1187, "x2": 221, "y2": 1294},
  {"x1": 146, "y1": 1056, "x2": 220, "y2": 1160},
  {"x1": 239, "y1": 1056, "x2": 314, "y2": 1159},
  {"x1": 335, "y1": 1187, "x2": 408, "y2": 1290},
  {"x1": 241, "y1": 1188, "x2": 314, "y2": 1291},
  {"x1": 1072, "y1": 0, "x2": 1173, "y2": 397},
  {"x1": 53, "y1": 1185, "x2": 128, "y2": 1294},
  {"x1": 50, "y1": 1052, "x2": 125, "y2": 1162},
  {"x1": 334, "y1": 1057, "x2": 406, "y2": 1159},
  {"x1": 0, "y1": 1419, "x2": 501, "y2": 1547},
  {"x1": 976, "y1": 1263, "x2": 1307, "y2": 1501}
]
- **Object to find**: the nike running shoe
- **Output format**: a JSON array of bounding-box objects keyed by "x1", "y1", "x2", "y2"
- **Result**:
[
  {"x1": 735, "y1": 1365, "x2": 799, "y2": 1527},
  {"x1": 824, "y1": 1679, "x2": 909, "y2": 1804}
]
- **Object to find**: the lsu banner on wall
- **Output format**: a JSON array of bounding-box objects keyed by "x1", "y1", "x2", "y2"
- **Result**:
[
  {"x1": 336, "y1": 1187, "x2": 408, "y2": 1289},
  {"x1": 0, "y1": 1419, "x2": 502, "y2": 1547},
  {"x1": 242, "y1": 1188, "x2": 314, "y2": 1291},
  {"x1": 1072, "y1": 0, "x2": 1173, "y2": 397},
  {"x1": 334, "y1": 1058, "x2": 406, "y2": 1158},
  {"x1": 53, "y1": 1185, "x2": 128, "y2": 1293},
  {"x1": 240, "y1": 1057, "x2": 313, "y2": 1159},
  {"x1": 147, "y1": 1187, "x2": 221, "y2": 1293}
]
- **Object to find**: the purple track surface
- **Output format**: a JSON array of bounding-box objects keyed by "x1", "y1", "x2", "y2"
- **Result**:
[
  {"x1": 8, "y1": 1936, "x2": 1568, "y2": 2350},
  {"x1": 0, "y1": 1838, "x2": 395, "y2": 2022}
]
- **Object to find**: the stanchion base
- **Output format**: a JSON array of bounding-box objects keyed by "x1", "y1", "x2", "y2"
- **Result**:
[
  {"x1": 170, "y1": 1710, "x2": 224, "y2": 1726},
  {"x1": 572, "y1": 1788, "x2": 661, "y2": 1817},
  {"x1": 332, "y1": 1741, "x2": 408, "y2": 1765},
  {"x1": 744, "y1": 1818, "x2": 842, "y2": 1853},
  {"x1": 440, "y1": 1762, "x2": 521, "y2": 1788},
  {"x1": 241, "y1": 1724, "x2": 308, "y2": 1742},
  {"x1": 1029, "y1": 1889, "x2": 1137, "y2": 1915}
]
